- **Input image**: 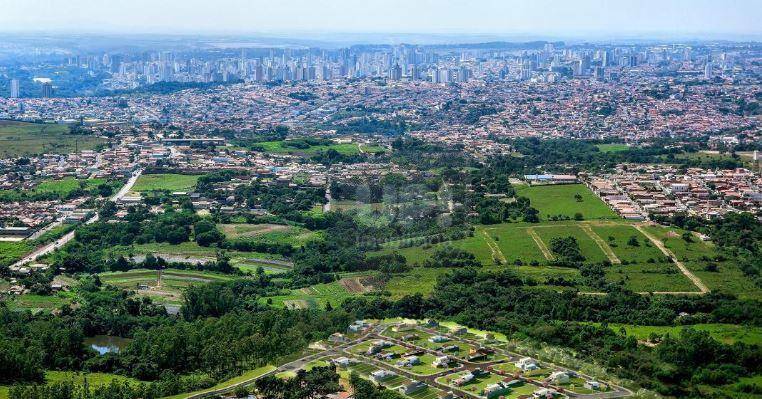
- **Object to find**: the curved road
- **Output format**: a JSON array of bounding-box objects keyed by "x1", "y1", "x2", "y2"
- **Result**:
[{"x1": 12, "y1": 169, "x2": 143, "y2": 268}]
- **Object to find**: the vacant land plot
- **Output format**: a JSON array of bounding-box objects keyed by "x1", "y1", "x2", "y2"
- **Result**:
[
  {"x1": 253, "y1": 140, "x2": 373, "y2": 156},
  {"x1": 484, "y1": 224, "x2": 547, "y2": 264},
  {"x1": 7, "y1": 293, "x2": 72, "y2": 313},
  {"x1": 219, "y1": 223, "x2": 319, "y2": 247},
  {"x1": 533, "y1": 225, "x2": 609, "y2": 263},
  {"x1": 0, "y1": 177, "x2": 110, "y2": 202},
  {"x1": 99, "y1": 268, "x2": 233, "y2": 304},
  {"x1": 0, "y1": 241, "x2": 32, "y2": 266},
  {"x1": 132, "y1": 173, "x2": 200, "y2": 192},
  {"x1": 590, "y1": 224, "x2": 665, "y2": 264},
  {"x1": 266, "y1": 279, "x2": 357, "y2": 309},
  {"x1": 0, "y1": 120, "x2": 105, "y2": 157},
  {"x1": 596, "y1": 323, "x2": 762, "y2": 345},
  {"x1": 0, "y1": 371, "x2": 144, "y2": 399},
  {"x1": 596, "y1": 143, "x2": 630, "y2": 153},
  {"x1": 641, "y1": 224, "x2": 762, "y2": 299},
  {"x1": 515, "y1": 184, "x2": 618, "y2": 221},
  {"x1": 606, "y1": 263, "x2": 698, "y2": 292},
  {"x1": 219, "y1": 223, "x2": 291, "y2": 239}
]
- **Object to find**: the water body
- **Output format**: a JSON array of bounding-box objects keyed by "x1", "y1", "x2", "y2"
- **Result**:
[{"x1": 84, "y1": 335, "x2": 131, "y2": 355}]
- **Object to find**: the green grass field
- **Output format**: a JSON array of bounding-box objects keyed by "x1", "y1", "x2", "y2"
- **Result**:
[
  {"x1": 596, "y1": 143, "x2": 630, "y2": 153},
  {"x1": 533, "y1": 224, "x2": 609, "y2": 263},
  {"x1": 219, "y1": 223, "x2": 320, "y2": 247},
  {"x1": 606, "y1": 263, "x2": 698, "y2": 292},
  {"x1": 0, "y1": 177, "x2": 110, "y2": 202},
  {"x1": 595, "y1": 323, "x2": 762, "y2": 345},
  {"x1": 163, "y1": 365, "x2": 275, "y2": 399},
  {"x1": 515, "y1": 184, "x2": 618, "y2": 221},
  {"x1": 0, "y1": 120, "x2": 105, "y2": 157},
  {"x1": 0, "y1": 241, "x2": 32, "y2": 266},
  {"x1": 132, "y1": 173, "x2": 200, "y2": 193},
  {"x1": 6, "y1": 293, "x2": 73, "y2": 312},
  {"x1": 252, "y1": 140, "x2": 384, "y2": 156},
  {"x1": 590, "y1": 224, "x2": 665, "y2": 264},
  {"x1": 641, "y1": 224, "x2": 762, "y2": 299},
  {"x1": 0, "y1": 371, "x2": 143, "y2": 399},
  {"x1": 99, "y1": 268, "x2": 234, "y2": 304}
]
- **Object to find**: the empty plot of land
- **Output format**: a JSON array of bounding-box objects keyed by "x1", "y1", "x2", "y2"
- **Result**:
[
  {"x1": 218, "y1": 223, "x2": 291, "y2": 238},
  {"x1": 515, "y1": 183, "x2": 618, "y2": 220},
  {"x1": 589, "y1": 224, "x2": 666, "y2": 264},
  {"x1": 0, "y1": 120, "x2": 105, "y2": 157},
  {"x1": 131, "y1": 173, "x2": 200, "y2": 193},
  {"x1": 533, "y1": 225, "x2": 610, "y2": 263}
]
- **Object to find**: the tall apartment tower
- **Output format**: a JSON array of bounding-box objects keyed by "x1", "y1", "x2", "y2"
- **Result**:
[
  {"x1": 10, "y1": 79, "x2": 20, "y2": 98},
  {"x1": 41, "y1": 82, "x2": 53, "y2": 98}
]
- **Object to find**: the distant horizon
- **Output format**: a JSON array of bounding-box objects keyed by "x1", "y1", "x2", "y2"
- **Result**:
[{"x1": 1, "y1": 0, "x2": 760, "y2": 44}]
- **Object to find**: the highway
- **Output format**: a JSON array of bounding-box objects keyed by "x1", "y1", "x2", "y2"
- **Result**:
[{"x1": 11, "y1": 169, "x2": 143, "y2": 268}]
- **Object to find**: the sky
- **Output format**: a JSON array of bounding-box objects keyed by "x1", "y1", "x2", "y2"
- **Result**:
[{"x1": 1, "y1": 0, "x2": 760, "y2": 39}]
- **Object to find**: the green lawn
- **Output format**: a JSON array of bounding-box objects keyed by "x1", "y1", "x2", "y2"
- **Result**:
[
  {"x1": 132, "y1": 174, "x2": 200, "y2": 192},
  {"x1": 515, "y1": 184, "x2": 618, "y2": 221},
  {"x1": 0, "y1": 120, "x2": 105, "y2": 157}
]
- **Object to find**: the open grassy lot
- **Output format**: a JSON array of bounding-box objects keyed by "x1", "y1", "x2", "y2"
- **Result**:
[
  {"x1": 253, "y1": 140, "x2": 383, "y2": 156},
  {"x1": 606, "y1": 263, "x2": 698, "y2": 292},
  {"x1": 590, "y1": 224, "x2": 665, "y2": 264},
  {"x1": 595, "y1": 143, "x2": 630, "y2": 153},
  {"x1": 0, "y1": 241, "x2": 32, "y2": 266},
  {"x1": 0, "y1": 371, "x2": 144, "y2": 399},
  {"x1": 220, "y1": 223, "x2": 320, "y2": 247},
  {"x1": 515, "y1": 184, "x2": 618, "y2": 221},
  {"x1": 533, "y1": 224, "x2": 609, "y2": 263},
  {"x1": 484, "y1": 224, "x2": 547, "y2": 264},
  {"x1": 0, "y1": 120, "x2": 105, "y2": 157},
  {"x1": 640, "y1": 225, "x2": 717, "y2": 262},
  {"x1": 163, "y1": 365, "x2": 275, "y2": 399},
  {"x1": 595, "y1": 323, "x2": 762, "y2": 345},
  {"x1": 264, "y1": 279, "x2": 359, "y2": 309},
  {"x1": 641, "y1": 224, "x2": 762, "y2": 299},
  {"x1": 384, "y1": 267, "x2": 449, "y2": 298},
  {"x1": 99, "y1": 268, "x2": 234, "y2": 304},
  {"x1": 132, "y1": 173, "x2": 200, "y2": 192},
  {"x1": 219, "y1": 223, "x2": 291, "y2": 239},
  {"x1": 6, "y1": 293, "x2": 73, "y2": 313},
  {"x1": 0, "y1": 177, "x2": 110, "y2": 202}
]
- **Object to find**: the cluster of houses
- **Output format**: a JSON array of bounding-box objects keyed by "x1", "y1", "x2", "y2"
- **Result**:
[{"x1": 590, "y1": 165, "x2": 761, "y2": 220}]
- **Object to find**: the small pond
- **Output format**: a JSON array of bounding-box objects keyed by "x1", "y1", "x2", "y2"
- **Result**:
[{"x1": 84, "y1": 335, "x2": 132, "y2": 355}]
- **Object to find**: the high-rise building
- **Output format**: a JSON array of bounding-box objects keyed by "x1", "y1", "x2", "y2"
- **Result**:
[
  {"x1": 41, "y1": 82, "x2": 53, "y2": 98},
  {"x1": 10, "y1": 79, "x2": 20, "y2": 98},
  {"x1": 704, "y1": 62, "x2": 713, "y2": 80}
]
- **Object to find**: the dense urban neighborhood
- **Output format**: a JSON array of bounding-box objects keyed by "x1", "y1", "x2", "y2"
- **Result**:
[{"x1": 0, "y1": 10, "x2": 761, "y2": 399}]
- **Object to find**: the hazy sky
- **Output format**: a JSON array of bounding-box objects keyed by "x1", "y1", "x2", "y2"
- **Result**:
[{"x1": 1, "y1": 0, "x2": 760, "y2": 38}]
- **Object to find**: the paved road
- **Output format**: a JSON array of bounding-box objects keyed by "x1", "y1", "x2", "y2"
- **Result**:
[{"x1": 12, "y1": 169, "x2": 143, "y2": 268}]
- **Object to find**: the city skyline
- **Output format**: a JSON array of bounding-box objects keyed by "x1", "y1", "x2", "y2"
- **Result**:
[{"x1": 1, "y1": 0, "x2": 761, "y2": 41}]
